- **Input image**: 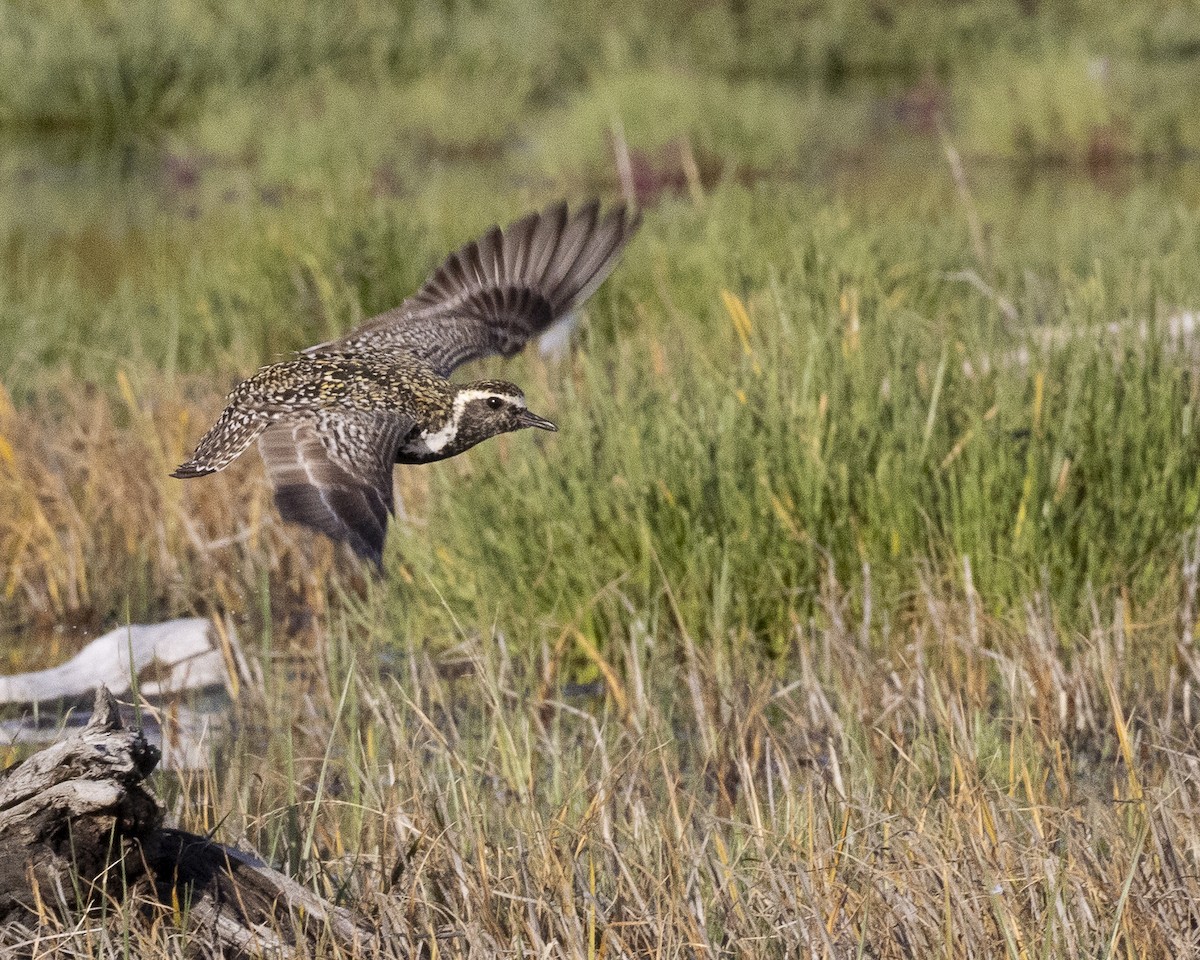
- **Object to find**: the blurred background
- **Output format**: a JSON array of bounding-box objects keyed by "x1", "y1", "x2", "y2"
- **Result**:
[{"x1": 4, "y1": 0, "x2": 1200, "y2": 297}]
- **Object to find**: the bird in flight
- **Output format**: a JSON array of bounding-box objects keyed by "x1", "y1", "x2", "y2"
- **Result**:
[{"x1": 173, "y1": 200, "x2": 640, "y2": 566}]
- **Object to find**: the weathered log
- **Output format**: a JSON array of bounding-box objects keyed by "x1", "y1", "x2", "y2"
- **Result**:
[
  {"x1": 149, "y1": 831, "x2": 376, "y2": 957},
  {"x1": 0, "y1": 685, "x2": 162, "y2": 924},
  {"x1": 0, "y1": 686, "x2": 384, "y2": 959}
]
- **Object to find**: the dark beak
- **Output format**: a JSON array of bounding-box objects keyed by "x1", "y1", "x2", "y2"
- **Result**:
[{"x1": 517, "y1": 409, "x2": 558, "y2": 431}]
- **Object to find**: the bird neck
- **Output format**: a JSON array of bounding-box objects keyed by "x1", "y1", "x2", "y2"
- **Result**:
[{"x1": 418, "y1": 391, "x2": 475, "y2": 455}]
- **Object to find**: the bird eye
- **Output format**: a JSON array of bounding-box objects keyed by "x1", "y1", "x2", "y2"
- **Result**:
[{"x1": 487, "y1": 396, "x2": 504, "y2": 410}]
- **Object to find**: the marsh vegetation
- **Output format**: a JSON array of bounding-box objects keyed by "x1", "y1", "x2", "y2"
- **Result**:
[{"x1": 4, "y1": 0, "x2": 1200, "y2": 955}]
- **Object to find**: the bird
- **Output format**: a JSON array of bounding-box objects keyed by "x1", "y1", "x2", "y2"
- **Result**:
[{"x1": 173, "y1": 200, "x2": 641, "y2": 566}]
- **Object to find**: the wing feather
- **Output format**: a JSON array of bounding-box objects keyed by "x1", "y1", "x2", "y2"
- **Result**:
[
  {"x1": 314, "y1": 201, "x2": 640, "y2": 375},
  {"x1": 522, "y1": 201, "x2": 569, "y2": 286},
  {"x1": 258, "y1": 412, "x2": 410, "y2": 566},
  {"x1": 542, "y1": 200, "x2": 599, "y2": 296}
]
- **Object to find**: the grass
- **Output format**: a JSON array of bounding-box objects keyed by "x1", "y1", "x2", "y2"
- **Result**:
[
  {"x1": 7, "y1": 577, "x2": 1200, "y2": 956},
  {"x1": 5, "y1": 167, "x2": 1200, "y2": 957},
  {"x1": 956, "y1": 47, "x2": 1200, "y2": 162},
  {"x1": 0, "y1": 0, "x2": 420, "y2": 136},
  {"x1": 5, "y1": 0, "x2": 1200, "y2": 162},
  {"x1": 529, "y1": 70, "x2": 867, "y2": 181},
  {"x1": 4, "y1": 1, "x2": 1200, "y2": 955},
  {"x1": 6, "y1": 178, "x2": 1200, "y2": 642}
]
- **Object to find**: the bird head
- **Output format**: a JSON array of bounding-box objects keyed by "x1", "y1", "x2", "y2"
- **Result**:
[
  {"x1": 444, "y1": 380, "x2": 557, "y2": 449},
  {"x1": 459, "y1": 381, "x2": 557, "y2": 434}
]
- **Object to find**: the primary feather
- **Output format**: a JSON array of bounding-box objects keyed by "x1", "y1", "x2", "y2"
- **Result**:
[{"x1": 310, "y1": 200, "x2": 641, "y2": 375}]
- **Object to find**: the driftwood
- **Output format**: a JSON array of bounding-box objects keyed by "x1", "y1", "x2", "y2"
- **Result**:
[
  {"x1": 957, "y1": 302, "x2": 1200, "y2": 379},
  {"x1": 0, "y1": 687, "x2": 382, "y2": 958},
  {"x1": 1, "y1": 618, "x2": 238, "y2": 771},
  {"x1": 151, "y1": 831, "x2": 376, "y2": 957},
  {"x1": 0, "y1": 686, "x2": 161, "y2": 924},
  {"x1": 0, "y1": 618, "x2": 231, "y2": 706}
]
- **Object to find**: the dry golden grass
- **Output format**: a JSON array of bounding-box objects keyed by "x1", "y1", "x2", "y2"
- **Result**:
[
  {"x1": 6, "y1": 567, "x2": 1200, "y2": 957},
  {"x1": 0, "y1": 374, "x2": 441, "y2": 643}
]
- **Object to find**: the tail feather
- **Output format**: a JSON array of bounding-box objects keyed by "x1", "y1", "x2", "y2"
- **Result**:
[{"x1": 173, "y1": 405, "x2": 268, "y2": 478}]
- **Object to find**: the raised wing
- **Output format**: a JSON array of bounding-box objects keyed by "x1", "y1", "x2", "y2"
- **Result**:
[
  {"x1": 315, "y1": 200, "x2": 641, "y2": 375},
  {"x1": 257, "y1": 411, "x2": 412, "y2": 566}
]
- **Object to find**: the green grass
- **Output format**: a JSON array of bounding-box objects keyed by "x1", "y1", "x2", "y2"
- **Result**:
[
  {"x1": 5, "y1": 168, "x2": 1200, "y2": 646},
  {"x1": 5, "y1": 0, "x2": 1200, "y2": 162},
  {"x1": 377, "y1": 186, "x2": 1200, "y2": 660},
  {"x1": 0, "y1": 0, "x2": 420, "y2": 136},
  {"x1": 530, "y1": 70, "x2": 867, "y2": 179},
  {"x1": 956, "y1": 47, "x2": 1200, "y2": 161}
]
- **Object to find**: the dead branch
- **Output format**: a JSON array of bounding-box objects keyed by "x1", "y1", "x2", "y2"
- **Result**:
[{"x1": 0, "y1": 687, "x2": 386, "y2": 959}]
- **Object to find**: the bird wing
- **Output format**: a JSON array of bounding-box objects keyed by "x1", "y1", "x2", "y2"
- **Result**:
[
  {"x1": 257, "y1": 411, "x2": 412, "y2": 566},
  {"x1": 312, "y1": 200, "x2": 641, "y2": 375}
]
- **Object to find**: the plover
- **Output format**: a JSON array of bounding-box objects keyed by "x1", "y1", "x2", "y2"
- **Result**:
[{"x1": 173, "y1": 200, "x2": 640, "y2": 565}]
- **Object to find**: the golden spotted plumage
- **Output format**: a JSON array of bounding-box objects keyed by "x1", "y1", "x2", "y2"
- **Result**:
[{"x1": 174, "y1": 200, "x2": 640, "y2": 565}]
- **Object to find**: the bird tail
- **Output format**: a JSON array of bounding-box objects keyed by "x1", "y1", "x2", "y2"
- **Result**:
[{"x1": 173, "y1": 405, "x2": 269, "y2": 478}]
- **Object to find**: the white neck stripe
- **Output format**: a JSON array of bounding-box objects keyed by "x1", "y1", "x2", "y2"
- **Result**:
[{"x1": 419, "y1": 389, "x2": 525, "y2": 453}]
